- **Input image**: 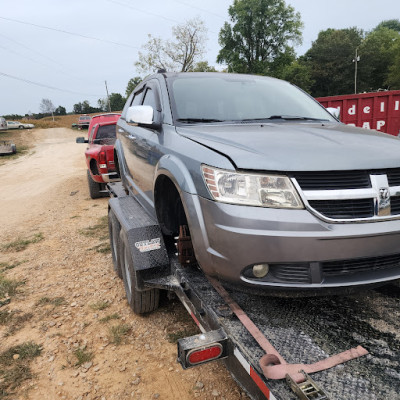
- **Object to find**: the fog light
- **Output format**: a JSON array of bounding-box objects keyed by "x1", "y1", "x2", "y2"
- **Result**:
[{"x1": 252, "y1": 263, "x2": 269, "y2": 278}]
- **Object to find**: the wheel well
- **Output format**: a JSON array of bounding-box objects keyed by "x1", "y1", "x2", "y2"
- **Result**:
[
  {"x1": 90, "y1": 158, "x2": 99, "y2": 175},
  {"x1": 154, "y1": 175, "x2": 187, "y2": 237}
]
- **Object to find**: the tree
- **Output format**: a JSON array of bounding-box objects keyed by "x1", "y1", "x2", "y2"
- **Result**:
[
  {"x1": 54, "y1": 106, "x2": 66, "y2": 116},
  {"x1": 125, "y1": 77, "x2": 142, "y2": 97},
  {"x1": 374, "y1": 19, "x2": 400, "y2": 33},
  {"x1": 217, "y1": 0, "x2": 303, "y2": 75},
  {"x1": 73, "y1": 102, "x2": 83, "y2": 114},
  {"x1": 135, "y1": 18, "x2": 207, "y2": 73},
  {"x1": 358, "y1": 27, "x2": 400, "y2": 92},
  {"x1": 280, "y1": 61, "x2": 314, "y2": 93},
  {"x1": 386, "y1": 39, "x2": 400, "y2": 89},
  {"x1": 40, "y1": 98, "x2": 56, "y2": 121},
  {"x1": 189, "y1": 61, "x2": 217, "y2": 72},
  {"x1": 109, "y1": 93, "x2": 125, "y2": 111},
  {"x1": 302, "y1": 28, "x2": 363, "y2": 97}
]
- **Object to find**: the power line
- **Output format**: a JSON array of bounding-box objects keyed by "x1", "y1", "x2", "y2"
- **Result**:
[
  {"x1": 0, "y1": 16, "x2": 139, "y2": 50},
  {"x1": 172, "y1": 0, "x2": 226, "y2": 20},
  {"x1": 0, "y1": 71, "x2": 103, "y2": 97},
  {"x1": 106, "y1": 0, "x2": 180, "y2": 24}
]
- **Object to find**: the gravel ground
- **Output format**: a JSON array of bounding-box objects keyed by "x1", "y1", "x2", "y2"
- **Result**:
[{"x1": 0, "y1": 128, "x2": 244, "y2": 400}]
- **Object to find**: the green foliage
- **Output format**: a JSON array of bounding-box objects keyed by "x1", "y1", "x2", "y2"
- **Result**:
[
  {"x1": 217, "y1": 0, "x2": 302, "y2": 75},
  {"x1": 358, "y1": 27, "x2": 400, "y2": 92},
  {"x1": 2, "y1": 233, "x2": 44, "y2": 252},
  {"x1": 189, "y1": 61, "x2": 217, "y2": 72},
  {"x1": 73, "y1": 348, "x2": 93, "y2": 366},
  {"x1": 280, "y1": 61, "x2": 314, "y2": 93},
  {"x1": 108, "y1": 93, "x2": 125, "y2": 111},
  {"x1": 126, "y1": 77, "x2": 142, "y2": 97},
  {"x1": 109, "y1": 324, "x2": 131, "y2": 345},
  {"x1": 54, "y1": 105, "x2": 66, "y2": 115},
  {"x1": 386, "y1": 39, "x2": 400, "y2": 89},
  {"x1": 374, "y1": 19, "x2": 400, "y2": 33},
  {"x1": 302, "y1": 28, "x2": 363, "y2": 96}
]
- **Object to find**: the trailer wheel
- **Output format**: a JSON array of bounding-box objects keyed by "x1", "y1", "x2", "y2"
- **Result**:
[
  {"x1": 87, "y1": 169, "x2": 103, "y2": 199},
  {"x1": 108, "y1": 209, "x2": 122, "y2": 279},
  {"x1": 120, "y1": 231, "x2": 160, "y2": 314}
]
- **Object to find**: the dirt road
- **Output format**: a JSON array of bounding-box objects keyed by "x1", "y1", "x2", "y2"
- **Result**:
[{"x1": 0, "y1": 128, "x2": 244, "y2": 400}]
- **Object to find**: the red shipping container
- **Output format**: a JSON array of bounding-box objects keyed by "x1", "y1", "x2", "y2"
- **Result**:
[{"x1": 316, "y1": 91, "x2": 400, "y2": 136}]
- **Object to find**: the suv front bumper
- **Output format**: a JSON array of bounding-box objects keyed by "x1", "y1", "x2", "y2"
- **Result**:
[{"x1": 183, "y1": 193, "x2": 400, "y2": 293}]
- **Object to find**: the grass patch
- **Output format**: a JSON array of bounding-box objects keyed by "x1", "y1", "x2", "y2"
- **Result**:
[
  {"x1": 36, "y1": 296, "x2": 66, "y2": 307},
  {"x1": 79, "y1": 216, "x2": 108, "y2": 238},
  {"x1": 166, "y1": 328, "x2": 200, "y2": 343},
  {"x1": 109, "y1": 323, "x2": 131, "y2": 345},
  {"x1": 90, "y1": 243, "x2": 111, "y2": 253},
  {"x1": 0, "y1": 310, "x2": 15, "y2": 325},
  {"x1": 73, "y1": 348, "x2": 94, "y2": 367},
  {"x1": 0, "y1": 274, "x2": 24, "y2": 299},
  {"x1": 2, "y1": 233, "x2": 44, "y2": 252},
  {"x1": 5, "y1": 313, "x2": 33, "y2": 336},
  {"x1": 0, "y1": 342, "x2": 42, "y2": 397},
  {"x1": 99, "y1": 313, "x2": 120, "y2": 323},
  {"x1": 89, "y1": 300, "x2": 110, "y2": 311},
  {"x1": 0, "y1": 261, "x2": 24, "y2": 272}
]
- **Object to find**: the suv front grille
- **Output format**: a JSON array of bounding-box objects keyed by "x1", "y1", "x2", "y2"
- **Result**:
[
  {"x1": 293, "y1": 169, "x2": 400, "y2": 222},
  {"x1": 293, "y1": 170, "x2": 371, "y2": 190},
  {"x1": 308, "y1": 199, "x2": 374, "y2": 219}
]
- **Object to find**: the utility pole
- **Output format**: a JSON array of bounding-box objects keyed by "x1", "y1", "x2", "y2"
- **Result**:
[
  {"x1": 104, "y1": 81, "x2": 111, "y2": 112},
  {"x1": 352, "y1": 49, "x2": 360, "y2": 94}
]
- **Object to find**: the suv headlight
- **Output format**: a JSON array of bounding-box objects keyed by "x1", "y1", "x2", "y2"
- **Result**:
[{"x1": 201, "y1": 165, "x2": 303, "y2": 209}]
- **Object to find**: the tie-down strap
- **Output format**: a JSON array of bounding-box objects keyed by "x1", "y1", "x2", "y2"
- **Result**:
[{"x1": 207, "y1": 277, "x2": 368, "y2": 383}]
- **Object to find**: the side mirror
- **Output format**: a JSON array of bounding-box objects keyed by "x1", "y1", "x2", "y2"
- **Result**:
[
  {"x1": 76, "y1": 137, "x2": 88, "y2": 143},
  {"x1": 126, "y1": 105, "x2": 161, "y2": 129},
  {"x1": 326, "y1": 107, "x2": 340, "y2": 120}
]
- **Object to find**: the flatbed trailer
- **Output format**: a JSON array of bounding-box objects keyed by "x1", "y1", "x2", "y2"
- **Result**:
[{"x1": 107, "y1": 182, "x2": 400, "y2": 400}]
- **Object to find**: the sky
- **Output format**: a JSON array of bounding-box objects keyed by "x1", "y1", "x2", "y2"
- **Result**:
[{"x1": 1, "y1": 0, "x2": 400, "y2": 116}]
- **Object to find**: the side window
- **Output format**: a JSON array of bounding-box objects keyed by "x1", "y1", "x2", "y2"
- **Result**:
[
  {"x1": 131, "y1": 91, "x2": 143, "y2": 106},
  {"x1": 142, "y1": 88, "x2": 158, "y2": 110}
]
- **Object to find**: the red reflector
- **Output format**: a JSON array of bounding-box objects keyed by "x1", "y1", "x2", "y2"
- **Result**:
[
  {"x1": 99, "y1": 151, "x2": 106, "y2": 164},
  {"x1": 187, "y1": 344, "x2": 223, "y2": 365}
]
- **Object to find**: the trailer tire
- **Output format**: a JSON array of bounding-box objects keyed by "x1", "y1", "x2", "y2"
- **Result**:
[
  {"x1": 120, "y1": 231, "x2": 160, "y2": 314},
  {"x1": 108, "y1": 209, "x2": 122, "y2": 279},
  {"x1": 87, "y1": 169, "x2": 103, "y2": 199}
]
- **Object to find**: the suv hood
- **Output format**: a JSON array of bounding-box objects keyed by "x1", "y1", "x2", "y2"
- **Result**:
[{"x1": 176, "y1": 122, "x2": 400, "y2": 171}]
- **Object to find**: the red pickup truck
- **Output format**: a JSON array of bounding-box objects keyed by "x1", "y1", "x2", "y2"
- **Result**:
[{"x1": 76, "y1": 114, "x2": 121, "y2": 198}]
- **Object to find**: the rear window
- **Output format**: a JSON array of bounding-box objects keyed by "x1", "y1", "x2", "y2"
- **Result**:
[{"x1": 96, "y1": 124, "x2": 116, "y2": 140}]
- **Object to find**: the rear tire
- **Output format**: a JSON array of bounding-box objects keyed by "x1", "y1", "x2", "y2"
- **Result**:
[
  {"x1": 87, "y1": 169, "x2": 104, "y2": 199},
  {"x1": 108, "y1": 209, "x2": 123, "y2": 279},
  {"x1": 119, "y1": 230, "x2": 160, "y2": 314}
]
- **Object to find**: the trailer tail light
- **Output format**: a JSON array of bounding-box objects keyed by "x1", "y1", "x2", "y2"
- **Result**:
[
  {"x1": 177, "y1": 328, "x2": 229, "y2": 369},
  {"x1": 99, "y1": 150, "x2": 107, "y2": 169},
  {"x1": 187, "y1": 344, "x2": 223, "y2": 365}
]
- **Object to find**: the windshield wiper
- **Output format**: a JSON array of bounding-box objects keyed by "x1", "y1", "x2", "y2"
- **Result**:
[
  {"x1": 268, "y1": 115, "x2": 329, "y2": 121},
  {"x1": 176, "y1": 118, "x2": 224, "y2": 123},
  {"x1": 239, "y1": 115, "x2": 329, "y2": 122}
]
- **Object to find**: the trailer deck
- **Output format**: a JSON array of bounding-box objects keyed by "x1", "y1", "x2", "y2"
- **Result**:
[{"x1": 108, "y1": 182, "x2": 400, "y2": 400}]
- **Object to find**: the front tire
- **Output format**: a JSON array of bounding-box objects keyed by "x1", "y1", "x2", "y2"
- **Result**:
[
  {"x1": 108, "y1": 209, "x2": 122, "y2": 279},
  {"x1": 119, "y1": 230, "x2": 160, "y2": 314}
]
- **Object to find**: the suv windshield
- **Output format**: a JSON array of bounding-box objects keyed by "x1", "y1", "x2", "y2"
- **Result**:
[{"x1": 169, "y1": 74, "x2": 335, "y2": 123}]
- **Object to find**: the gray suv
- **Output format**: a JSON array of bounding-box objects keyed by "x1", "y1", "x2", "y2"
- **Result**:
[{"x1": 115, "y1": 72, "x2": 400, "y2": 295}]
